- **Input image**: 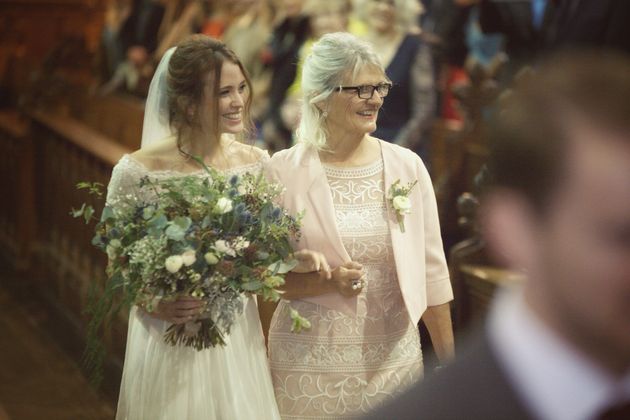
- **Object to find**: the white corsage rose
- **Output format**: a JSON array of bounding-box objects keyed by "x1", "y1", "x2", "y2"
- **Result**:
[
  {"x1": 388, "y1": 179, "x2": 418, "y2": 233},
  {"x1": 392, "y1": 196, "x2": 412, "y2": 214}
]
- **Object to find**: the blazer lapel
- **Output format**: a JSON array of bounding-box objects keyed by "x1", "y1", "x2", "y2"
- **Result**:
[
  {"x1": 299, "y1": 145, "x2": 351, "y2": 265},
  {"x1": 380, "y1": 140, "x2": 427, "y2": 324},
  {"x1": 287, "y1": 144, "x2": 357, "y2": 315}
]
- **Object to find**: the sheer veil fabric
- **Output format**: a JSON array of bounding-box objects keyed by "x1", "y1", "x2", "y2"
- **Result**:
[
  {"x1": 113, "y1": 45, "x2": 281, "y2": 420},
  {"x1": 141, "y1": 47, "x2": 175, "y2": 149}
]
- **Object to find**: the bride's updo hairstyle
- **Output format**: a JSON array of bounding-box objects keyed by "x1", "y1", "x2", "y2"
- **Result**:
[
  {"x1": 167, "y1": 35, "x2": 253, "y2": 152},
  {"x1": 297, "y1": 32, "x2": 386, "y2": 150}
]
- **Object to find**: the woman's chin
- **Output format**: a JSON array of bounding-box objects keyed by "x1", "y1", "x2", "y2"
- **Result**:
[
  {"x1": 220, "y1": 123, "x2": 244, "y2": 135},
  {"x1": 360, "y1": 121, "x2": 378, "y2": 134}
]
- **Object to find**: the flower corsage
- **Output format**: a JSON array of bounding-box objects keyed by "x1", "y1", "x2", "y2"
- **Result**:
[{"x1": 388, "y1": 179, "x2": 418, "y2": 233}]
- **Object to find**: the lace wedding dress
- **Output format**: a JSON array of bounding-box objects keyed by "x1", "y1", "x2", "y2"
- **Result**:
[
  {"x1": 109, "y1": 154, "x2": 281, "y2": 420},
  {"x1": 268, "y1": 159, "x2": 424, "y2": 419}
]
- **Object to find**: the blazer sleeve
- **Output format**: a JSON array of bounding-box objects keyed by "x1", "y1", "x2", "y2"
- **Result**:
[{"x1": 417, "y1": 158, "x2": 453, "y2": 306}]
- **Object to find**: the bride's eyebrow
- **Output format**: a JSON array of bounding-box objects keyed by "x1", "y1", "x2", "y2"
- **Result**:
[{"x1": 219, "y1": 79, "x2": 247, "y2": 90}]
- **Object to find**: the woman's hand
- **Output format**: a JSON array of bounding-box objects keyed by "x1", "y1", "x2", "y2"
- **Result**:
[
  {"x1": 292, "y1": 249, "x2": 331, "y2": 279},
  {"x1": 331, "y1": 261, "x2": 365, "y2": 297},
  {"x1": 279, "y1": 259, "x2": 363, "y2": 300},
  {"x1": 146, "y1": 296, "x2": 205, "y2": 324}
]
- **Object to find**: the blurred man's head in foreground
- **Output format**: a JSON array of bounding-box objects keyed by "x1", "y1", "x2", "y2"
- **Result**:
[{"x1": 482, "y1": 51, "x2": 630, "y2": 375}]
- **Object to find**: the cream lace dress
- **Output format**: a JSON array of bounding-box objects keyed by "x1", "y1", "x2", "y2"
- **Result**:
[
  {"x1": 108, "y1": 154, "x2": 280, "y2": 420},
  {"x1": 268, "y1": 159, "x2": 424, "y2": 419}
]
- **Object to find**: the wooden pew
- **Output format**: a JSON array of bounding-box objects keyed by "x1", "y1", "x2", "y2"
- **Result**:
[
  {"x1": 69, "y1": 92, "x2": 144, "y2": 151},
  {"x1": 0, "y1": 110, "x2": 34, "y2": 271},
  {"x1": 0, "y1": 106, "x2": 131, "y2": 399},
  {"x1": 459, "y1": 264, "x2": 525, "y2": 323}
]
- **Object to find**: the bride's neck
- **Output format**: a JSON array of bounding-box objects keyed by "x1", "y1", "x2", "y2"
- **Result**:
[{"x1": 180, "y1": 128, "x2": 224, "y2": 161}]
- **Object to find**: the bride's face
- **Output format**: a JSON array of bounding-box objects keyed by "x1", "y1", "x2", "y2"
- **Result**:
[{"x1": 204, "y1": 61, "x2": 248, "y2": 134}]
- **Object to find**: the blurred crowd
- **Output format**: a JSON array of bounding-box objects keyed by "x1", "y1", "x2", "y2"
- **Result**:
[{"x1": 97, "y1": 0, "x2": 630, "y2": 158}]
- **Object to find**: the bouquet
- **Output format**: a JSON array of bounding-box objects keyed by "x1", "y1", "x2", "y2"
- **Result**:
[{"x1": 73, "y1": 163, "x2": 309, "y2": 382}]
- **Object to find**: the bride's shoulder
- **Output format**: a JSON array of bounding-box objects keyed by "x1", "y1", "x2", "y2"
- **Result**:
[
  {"x1": 225, "y1": 139, "x2": 270, "y2": 166},
  {"x1": 128, "y1": 137, "x2": 180, "y2": 171}
]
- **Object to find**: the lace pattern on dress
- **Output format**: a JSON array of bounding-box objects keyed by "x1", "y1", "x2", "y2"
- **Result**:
[
  {"x1": 269, "y1": 159, "x2": 423, "y2": 419},
  {"x1": 107, "y1": 154, "x2": 265, "y2": 205}
]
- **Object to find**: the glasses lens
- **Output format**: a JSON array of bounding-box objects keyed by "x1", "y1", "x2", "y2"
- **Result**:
[
  {"x1": 358, "y1": 85, "x2": 374, "y2": 99},
  {"x1": 376, "y1": 83, "x2": 390, "y2": 97}
]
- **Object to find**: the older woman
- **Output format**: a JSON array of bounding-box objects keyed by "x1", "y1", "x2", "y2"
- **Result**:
[{"x1": 265, "y1": 32, "x2": 454, "y2": 419}]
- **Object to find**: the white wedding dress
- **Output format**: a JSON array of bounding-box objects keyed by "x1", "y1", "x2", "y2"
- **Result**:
[{"x1": 108, "y1": 154, "x2": 280, "y2": 420}]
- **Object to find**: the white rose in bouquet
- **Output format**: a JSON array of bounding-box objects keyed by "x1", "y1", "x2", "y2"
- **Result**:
[
  {"x1": 233, "y1": 236, "x2": 250, "y2": 252},
  {"x1": 165, "y1": 255, "x2": 184, "y2": 273},
  {"x1": 181, "y1": 249, "x2": 197, "y2": 266},
  {"x1": 214, "y1": 197, "x2": 233, "y2": 214},
  {"x1": 214, "y1": 239, "x2": 236, "y2": 257},
  {"x1": 204, "y1": 252, "x2": 219, "y2": 265}
]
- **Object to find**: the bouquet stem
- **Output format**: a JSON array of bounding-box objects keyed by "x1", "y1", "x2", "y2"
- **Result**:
[{"x1": 164, "y1": 319, "x2": 227, "y2": 350}]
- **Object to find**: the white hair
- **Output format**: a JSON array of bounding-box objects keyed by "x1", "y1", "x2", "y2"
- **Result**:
[{"x1": 297, "y1": 32, "x2": 385, "y2": 149}]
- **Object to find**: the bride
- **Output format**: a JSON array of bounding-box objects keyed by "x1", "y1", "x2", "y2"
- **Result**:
[{"x1": 107, "y1": 35, "x2": 324, "y2": 420}]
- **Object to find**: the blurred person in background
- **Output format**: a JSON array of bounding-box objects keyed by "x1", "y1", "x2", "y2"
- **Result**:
[
  {"x1": 223, "y1": 0, "x2": 276, "y2": 122},
  {"x1": 478, "y1": 0, "x2": 552, "y2": 80},
  {"x1": 260, "y1": 0, "x2": 310, "y2": 152},
  {"x1": 430, "y1": 0, "x2": 504, "y2": 124},
  {"x1": 153, "y1": 0, "x2": 206, "y2": 60},
  {"x1": 102, "y1": 0, "x2": 132, "y2": 77},
  {"x1": 543, "y1": 0, "x2": 630, "y2": 54},
  {"x1": 479, "y1": 0, "x2": 630, "y2": 84},
  {"x1": 99, "y1": 0, "x2": 166, "y2": 95},
  {"x1": 278, "y1": 0, "x2": 354, "y2": 138},
  {"x1": 366, "y1": 51, "x2": 630, "y2": 420},
  {"x1": 153, "y1": 0, "x2": 250, "y2": 62},
  {"x1": 355, "y1": 0, "x2": 436, "y2": 163}
]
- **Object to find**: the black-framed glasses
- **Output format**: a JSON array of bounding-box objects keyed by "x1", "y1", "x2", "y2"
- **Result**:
[{"x1": 337, "y1": 82, "x2": 392, "y2": 99}]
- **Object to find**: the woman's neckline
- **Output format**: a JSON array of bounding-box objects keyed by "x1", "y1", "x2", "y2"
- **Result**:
[
  {"x1": 321, "y1": 158, "x2": 382, "y2": 171},
  {"x1": 318, "y1": 137, "x2": 384, "y2": 168},
  {"x1": 122, "y1": 153, "x2": 262, "y2": 174}
]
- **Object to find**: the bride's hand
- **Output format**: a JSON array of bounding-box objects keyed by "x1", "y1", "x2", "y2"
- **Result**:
[
  {"x1": 147, "y1": 296, "x2": 205, "y2": 324},
  {"x1": 292, "y1": 249, "x2": 332, "y2": 279}
]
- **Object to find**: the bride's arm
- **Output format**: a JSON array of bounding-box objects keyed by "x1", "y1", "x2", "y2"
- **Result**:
[
  {"x1": 280, "y1": 271, "x2": 335, "y2": 299},
  {"x1": 280, "y1": 251, "x2": 364, "y2": 299},
  {"x1": 106, "y1": 158, "x2": 205, "y2": 324}
]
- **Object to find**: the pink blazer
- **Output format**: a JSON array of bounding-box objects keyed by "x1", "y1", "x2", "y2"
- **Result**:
[{"x1": 266, "y1": 140, "x2": 453, "y2": 325}]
